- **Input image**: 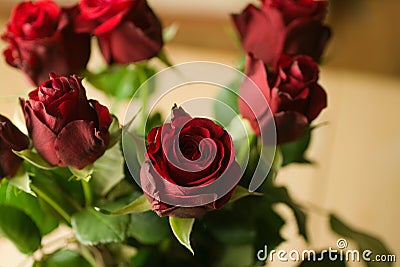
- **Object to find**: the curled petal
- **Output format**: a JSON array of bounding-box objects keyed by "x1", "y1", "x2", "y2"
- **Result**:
[
  {"x1": 21, "y1": 99, "x2": 59, "y2": 165},
  {"x1": 55, "y1": 120, "x2": 109, "y2": 169}
]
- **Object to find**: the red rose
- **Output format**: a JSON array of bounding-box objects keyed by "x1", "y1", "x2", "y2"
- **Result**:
[
  {"x1": 239, "y1": 54, "x2": 327, "y2": 144},
  {"x1": 2, "y1": 1, "x2": 91, "y2": 86},
  {"x1": 268, "y1": 0, "x2": 328, "y2": 24},
  {"x1": 140, "y1": 106, "x2": 241, "y2": 218},
  {"x1": 0, "y1": 115, "x2": 29, "y2": 179},
  {"x1": 232, "y1": 0, "x2": 330, "y2": 68},
  {"x1": 75, "y1": 0, "x2": 163, "y2": 64},
  {"x1": 20, "y1": 73, "x2": 112, "y2": 169}
]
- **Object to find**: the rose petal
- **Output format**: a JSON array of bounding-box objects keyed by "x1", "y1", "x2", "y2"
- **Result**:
[
  {"x1": 90, "y1": 100, "x2": 112, "y2": 131},
  {"x1": 232, "y1": 4, "x2": 286, "y2": 67},
  {"x1": 55, "y1": 120, "x2": 108, "y2": 169},
  {"x1": 98, "y1": 20, "x2": 162, "y2": 64},
  {"x1": 307, "y1": 84, "x2": 327, "y2": 121},
  {"x1": 21, "y1": 99, "x2": 59, "y2": 165},
  {"x1": 0, "y1": 115, "x2": 29, "y2": 151},
  {"x1": 0, "y1": 149, "x2": 23, "y2": 178},
  {"x1": 238, "y1": 55, "x2": 272, "y2": 135},
  {"x1": 274, "y1": 111, "x2": 308, "y2": 143},
  {"x1": 284, "y1": 19, "x2": 331, "y2": 62}
]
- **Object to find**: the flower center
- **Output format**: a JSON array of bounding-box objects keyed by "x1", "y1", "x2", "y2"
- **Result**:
[{"x1": 179, "y1": 136, "x2": 201, "y2": 161}]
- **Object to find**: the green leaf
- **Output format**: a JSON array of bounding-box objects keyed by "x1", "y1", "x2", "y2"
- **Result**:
[
  {"x1": 127, "y1": 211, "x2": 169, "y2": 244},
  {"x1": 39, "y1": 249, "x2": 92, "y2": 267},
  {"x1": 122, "y1": 130, "x2": 146, "y2": 164},
  {"x1": 157, "y1": 50, "x2": 173, "y2": 67},
  {"x1": 204, "y1": 212, "x2": 256, "y2": 245},
  {"x1": 0, "y1": 180, "x2": 58, "y2": 236},
  {"x1": 228, "y1": 185, "x2": 263, "y2": 204},
  {"x1": 280, "y1": 127, "x2": 313, "y2": 166},
  {"x1": 68, "y1": 164, "x2": 94, "y2": 182},
  {"x1": 8, "y1": 164, "x2": 33, "y2": 195},
  {"x1": 0, "y1": 205, "x2": 41, "y2": 254},
  {"x1": 108, "y1": 115, "x2": 122, "y2": 148},
  {"x1": 29, "y1": 166, "x2": 83, "y2": 221},
  {"x1": 169, "y1": 217, "x2": 195, "y2": 255},
  {"x1": 204, "y1": 196, "x2": 285, "y2": 265},
  {"x1": 71, "y1": 208, "x2": 129, "y2": 245},
  {"x1": 330, "y1": 214, "x2": 393, "y2": 267},
  {"x1": 163, "y1": 23, "x2": 179, "y2": 43},
  {"x1": 13, "y1": 149, "x2": 55, "y2": 170},
  {"x1": 213, "y1": 78, "x2": 240, "y2": 127},
  {"x1": 85, "y1": 64, "x2": 156, "y2": 100},
  {"x1": 145, "y1": 111, "x2": 162, "y2": 136},
  {"x1": 263, "y1": 185, "x2": 308, "y2": 241},
  {"x1": 91, "y1": 142, "x2": 124, "y2": 196},
  {"x1": 218, "y1": 244, "x2": 254, "y2": 267},
  {"x1": 95, "y1": 194, "x2": 151, "y2": 215}
]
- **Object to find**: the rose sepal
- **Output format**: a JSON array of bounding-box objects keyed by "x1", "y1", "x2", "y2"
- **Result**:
[{"x1": 13, "y1": 149, "x2": 57, "y2": 171}]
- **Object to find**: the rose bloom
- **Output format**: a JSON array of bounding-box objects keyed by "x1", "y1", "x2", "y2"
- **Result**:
[
  {"x1": 2, "y1": 0, "x2": 90, "y2": 86},
  {"x1": 232, "y1": 0, "x2": 331, "y2": 69},
  {"x1": 20, "y1": 73, "x2": 112, "y2": 169},
  {"x1": 0, "y1": 115, "x2": 29, "y2": 179},
  {"x1": 268, "y1": 0, "x2": 328, "y2": 23},
  {"x1": 140, "y1": 106, "x2": 241, "y2": 218},
  {"x1": 75, "y1": 0, "x2": 163, "y2": 64},
  {"x1": 239, "y1": 54, "x2": 327, "y2": 144}
]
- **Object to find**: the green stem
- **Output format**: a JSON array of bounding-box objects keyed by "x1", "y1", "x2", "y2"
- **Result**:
[
  {"x1": 157, "y1": 50, "x2": 173, "y2": 67},
  {"x1": 80, "y1": 244, "x2": 102, "y2": 267},
  {"x1": 31, "y1": 184, "x2": 71, "y2": 224},
  {"x1": 81, "y1": 180, "x2": 93, "y2": 207}
]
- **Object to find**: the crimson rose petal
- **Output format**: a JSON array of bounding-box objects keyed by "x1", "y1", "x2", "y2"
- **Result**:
[
  {"x1": 232, "y1": 4, "x2": 286, "y2": 68},
  {"x1": 140, "y1": 106, "x2": 241, "y2": 218},
  {"x1": 2, "y1": 1, "x2": 90, "y2": 86},
  {"x1": 239, "y1": 54, "x2": 327, "y2": 144},
  {"x1": 76, "y1": 0, "x2": 163, "y2": 64},
  {"x1": 0, "y1": 115, "x2": 29, "y2": 179},
  {"x1": 56, "y1": 120, "x2": 109, "y2": 169},
  {"x1": 21, "y1": 74, "x2": 112, "y2": 169}
]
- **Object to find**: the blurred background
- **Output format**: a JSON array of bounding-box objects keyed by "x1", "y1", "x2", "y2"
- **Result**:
[{"x1": 0, "y1": 0, "x2": 399, "y2": 266}]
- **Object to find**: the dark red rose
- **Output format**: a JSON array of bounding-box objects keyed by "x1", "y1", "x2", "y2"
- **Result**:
[
  {"x1": 1, "y1": 1, "x2": 91, "y2": 86},
  {"x1": 75, "y1": 0, "x2": 163, "y2": 64},
  {"x1": 140, "y1": 106, "x2": 241, "y2": 218},
  {"x1": 0, "y1": 115, "x2": 29, "y2": 179},
  {"x1": 268, "y1": 0, "x2": 328, "y2": 24},
  {"x1": 20, "y1": 73, "x2": 112, "y2": 169},
  {"x1": 232, "y1": 1, "x2": 330, "y2": 68},
  {"x1": 239, "y1": 54, "x2": 327, "y2": 144}
]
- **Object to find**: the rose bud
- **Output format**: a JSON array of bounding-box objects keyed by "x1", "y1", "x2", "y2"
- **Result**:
[
  {"x1": 140, "y1": 106, "x2": 241, "y2": 218},
  {"x1": 1, "y1": 1, "x2": 91, "y2": 86},
  {"x1": 0, "y1": 115, "x2": 29, "y2": 179},
  {"x1": 20, "y1": 73, "x2": 113, "y2": 169},
  {"x1": 268, "y1": 0, "x2": 328, "y2": 24},
  {"x1": 75, "y1": 0, "x2": 163, "y2": 64},
  {"x1": 239, "y1": 54, "x2": 327, "y2": 144},
  {"x1": 232, "y1": 0, "x2": 331, "y2": 68}
]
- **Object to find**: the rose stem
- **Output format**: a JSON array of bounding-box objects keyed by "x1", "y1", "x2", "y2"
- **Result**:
[
  {"x1": 30, "y1": 184, "x2": 71, "y2": 224},
  {"x1": 81, "y1": 180, "x2": 93, "y2": 207}
]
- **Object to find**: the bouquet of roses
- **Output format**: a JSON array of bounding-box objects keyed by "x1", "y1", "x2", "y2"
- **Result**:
[{"x1": 0, "y1": 0, "x2": 392, "y2": 266}]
